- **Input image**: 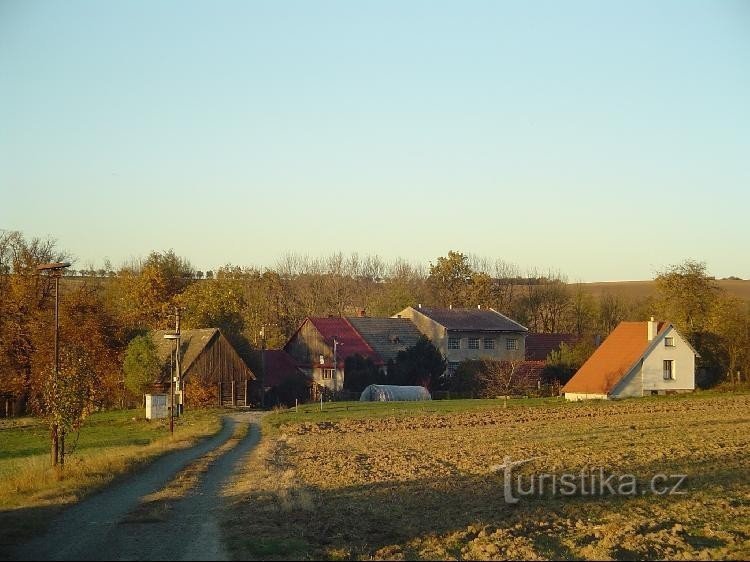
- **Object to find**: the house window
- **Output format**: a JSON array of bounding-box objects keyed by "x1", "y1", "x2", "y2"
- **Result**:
[
  {"x1": 506, "y1": 338, "x2": 519, "y2": 351},
  {"x1": 665, "y1": 337, "x2": 675, "y2": 347},
  {"x1": 322, "y1": 368, "x2": 335, "y2": 380},
  {"x1": 447, "y1": 361, "x2": 460, "y2": 374},
  {"x1": 663, "y1": 360, "x2": 674, "y2": 380},
  {"x1": 483, "y1": 338, "x2": 495, "y2": 350},
  {"x1": 448, "y1": 337, "x2": 461, "y2": 350},
  {"x1": 468, "y1": 337, "x2": 480, "y2": 349}
]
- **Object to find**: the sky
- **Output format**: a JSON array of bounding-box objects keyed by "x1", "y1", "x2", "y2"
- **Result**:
[{"x1": 1, "y1": 0, "x2": 749, "y2": 282}]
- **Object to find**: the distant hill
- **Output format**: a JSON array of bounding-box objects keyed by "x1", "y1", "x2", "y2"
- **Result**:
[{"x1": 576, "y1": 279, "x2": 750, "y2": 302}]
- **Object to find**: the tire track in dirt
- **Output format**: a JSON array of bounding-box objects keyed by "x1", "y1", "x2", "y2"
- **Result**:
[{"x1": 13, "y1": 411, "x2": 263, "y2": 561}]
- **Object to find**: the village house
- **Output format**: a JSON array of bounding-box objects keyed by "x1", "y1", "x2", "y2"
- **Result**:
[
  {"x1": 283, "y1": 317, "x2": 383, "y2": 392},
  {"x1": 152, "y1": 328, "x2": 255, "y2": 407},
  {"x1": 562, "y1": 318, "x2": 698, "y2": 400},
  {"x1": 394, "y1": 305, "x2": 528, "y2": 374}
]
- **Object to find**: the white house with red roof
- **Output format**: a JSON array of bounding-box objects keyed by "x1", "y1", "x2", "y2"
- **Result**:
[{"x1": 563, "y1": 318, "x2": 698, "y2": 400}]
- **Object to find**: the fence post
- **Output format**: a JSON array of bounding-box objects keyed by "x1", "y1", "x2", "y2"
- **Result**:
[{"x1": 218, "y1": 382, "x2": 222, "y2": 406}]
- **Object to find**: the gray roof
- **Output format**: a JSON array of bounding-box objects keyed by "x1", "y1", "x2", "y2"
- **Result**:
[
  {"x1": 415, "y1": 307, "x2": 528, "y2": 332},
  {"x1": 153, "y1": 328, "x2": 219, "y2": 376},
  {"x1": 346, "y1": 317, "x2": 424, "y2": 363}
]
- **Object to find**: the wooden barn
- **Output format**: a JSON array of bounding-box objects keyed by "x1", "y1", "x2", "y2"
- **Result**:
[{"x1": 153, "y1": 328, "x2": 255, "y2": 407}]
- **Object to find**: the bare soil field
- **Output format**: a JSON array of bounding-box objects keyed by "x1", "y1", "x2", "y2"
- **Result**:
[{"x1": 222, "y1": 394, "x2": 750, "y2": 560}]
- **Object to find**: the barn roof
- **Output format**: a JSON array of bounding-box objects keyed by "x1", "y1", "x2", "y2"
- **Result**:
[
  {"x1": 153, "y1": 328, "x2": 220, "y2": 375},
  {"x1": 525, "y1": 333, "x2": 579, "y2": 361},
  {"x1": 412, "y1": 307, "x2": 527, "y2": 332},
  {"x1": 346, "y1": 317, "x2": 423, "y2": 363},
  {"x1": 562, "y1": 321, "x2": 669, "y2": 395},
  {"x1": 306, "y1": 317, "x2": 383, "y2": 366},
  {"x1": 262, "y1": 350, "x2": 303, "y2": 387}
]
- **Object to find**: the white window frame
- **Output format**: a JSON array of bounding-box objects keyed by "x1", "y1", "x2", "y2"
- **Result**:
[
  {"x1": 664, "y1": 337, "x2": 675, "y2": 347},
  {"x1": 483, "y1": 338, "x2": 495, "y2": 350},
  {"x1": 468, "y1": 337, "x2": 480, "y2": 350},
  {"x1": 506, "y1": 338, "x2": 518, "y2": 351},
  {"x1": 322, "y1": 368, "x2": 335, "y2": 380},
  {"x1": 448, "y1": 336, "x2": 461, "y2": 350}
]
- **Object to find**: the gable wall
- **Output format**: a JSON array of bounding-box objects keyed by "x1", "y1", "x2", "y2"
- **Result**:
[
  {"x1": 641, "y1": 326, "x2": 696, "y2": 391},
  {"x1": 185, "y1": 333, "x2": 253, "y2": 385}
]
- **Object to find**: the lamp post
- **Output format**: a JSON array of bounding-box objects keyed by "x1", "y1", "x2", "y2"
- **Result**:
[
  {"x1": 36, "y1": 261, "x2": 71, "y2": 467},
  {"x1": 163, "y1": 333, "x2": 180, "y2": 434}
]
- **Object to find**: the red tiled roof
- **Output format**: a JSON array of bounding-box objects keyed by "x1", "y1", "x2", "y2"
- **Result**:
[
  {"x1": 308, "y1": 317, "x2": 383, "y2": 367},
  {"x1": 525, "y1": 333, "x2": 579, "y2": 361},
  {"x1": 562, "y1": 321, "x2": 666, "y2": 395},
  {"x1": 262, "y1": 350, "x2": 303, "y2": 388}
]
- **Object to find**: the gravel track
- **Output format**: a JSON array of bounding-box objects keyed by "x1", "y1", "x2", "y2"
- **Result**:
[{"x1": 13, "y1": 411, "x2": 263, "y2": 561}]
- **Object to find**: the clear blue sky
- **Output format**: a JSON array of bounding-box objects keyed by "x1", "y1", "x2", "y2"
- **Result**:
[{"x1": 2, "y1": 0, "x2": 749, "y2": 281}]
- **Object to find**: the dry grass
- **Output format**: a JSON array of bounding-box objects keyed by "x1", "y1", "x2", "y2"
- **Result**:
[{"x1": 223, "y1": 394, "x2": 750, "y2": 560}]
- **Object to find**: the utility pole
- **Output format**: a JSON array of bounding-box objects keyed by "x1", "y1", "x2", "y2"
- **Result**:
[
  {"x1": 175, "y1": 307, "x2": 182, "y2": 415},
  {"x1": 333, "y1": 337, "x2": 342, "y2": 392},
  {"x1": 36, "y1": 262, "x2": 71, "y2": 468},
  {"x1": 260, "y1": 326, "x2": 266, "y2": 409}
]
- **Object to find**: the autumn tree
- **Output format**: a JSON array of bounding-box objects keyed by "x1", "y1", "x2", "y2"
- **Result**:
[
  {"x1": 0, "y1": 231, "x2": 68, "y2": 414},
  {"x1": 36, "y1": 346, "x2": 98, "y2": 467},
  {"x1": 111, "y1": 250, "x2": 195, "y2": 329},
  {"x1": 427, "y1": 251, "x2": 474, "y2": 307},
  {"x1": 654, "y1": 260, "x2": 718, "y2": 335}
]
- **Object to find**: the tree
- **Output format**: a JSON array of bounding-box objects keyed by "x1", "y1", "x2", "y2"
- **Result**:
[
  {"x1": 36, "y1": 346, "x2": 97, "y2": 467},
  {"x1": 390, "y1": 336, "x2": 447, "y2": 390},
  {"x1": 542, "y1": 340, "x2": 597, "y2": 385},
  {"x1": 710, "y1": 295, "x2": 750, "y2": 385},
  {"x1": 0, "y1": 231, "x2": 68, "y2": 415},
  {"x1": 343, "y1": 354, "x2": 383, "y2": 393},
  {"x1": 450, "y1": 358, "x2": 531, "y2": 397},
  {"x1": 112, "y1": 250, "x2": 195, "y2": 329},
  {"x1": 654, "y1": 260, "x2": 718, "y2": 335},
  {"x1": 123, "y1": 334, "x2": 162, "y2": 399},
  {"x1": 427, "y1": 251, "x2": 474, "y2": 307}
]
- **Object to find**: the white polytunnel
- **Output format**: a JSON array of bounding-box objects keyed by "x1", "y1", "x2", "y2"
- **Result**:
[{"x1": 359, "y1": 384, "x2": 432, "y2": 402}]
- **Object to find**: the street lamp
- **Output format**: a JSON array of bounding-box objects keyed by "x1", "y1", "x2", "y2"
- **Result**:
[
  {"x1": 163, "y1": 332, "x2": 180, "y2": 435},
  {"x1": 36, "y1": 261, "x2": 71, "y2": 467}
]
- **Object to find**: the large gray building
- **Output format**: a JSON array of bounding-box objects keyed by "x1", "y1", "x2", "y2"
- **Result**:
[{"x1": 393, "y1": 306, "x2": 528, "y2": 373}]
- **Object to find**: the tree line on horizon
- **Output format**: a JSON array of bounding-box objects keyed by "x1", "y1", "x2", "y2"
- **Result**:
[{"x1": 1, "y1": 231, "x2": 748, "y2": 419}]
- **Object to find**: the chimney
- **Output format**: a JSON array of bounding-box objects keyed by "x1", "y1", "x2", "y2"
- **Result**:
[
  {"x1": 647, "y1": 317, "x2": 658, "y2": 341},
  {"x1": 477, "y1": 304, "x2": 481, "y2": 309},
  {"x1": 418, "y1": 303, "x2": 422, "y2": 309},
  {"x1": 449, "y1": 304, "x2": 452, "y2": 310}
]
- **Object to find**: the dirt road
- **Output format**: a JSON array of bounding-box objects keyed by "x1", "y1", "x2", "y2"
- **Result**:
[{"x1": 13, "y1": 411, "x2": 263, "y2": 561}]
